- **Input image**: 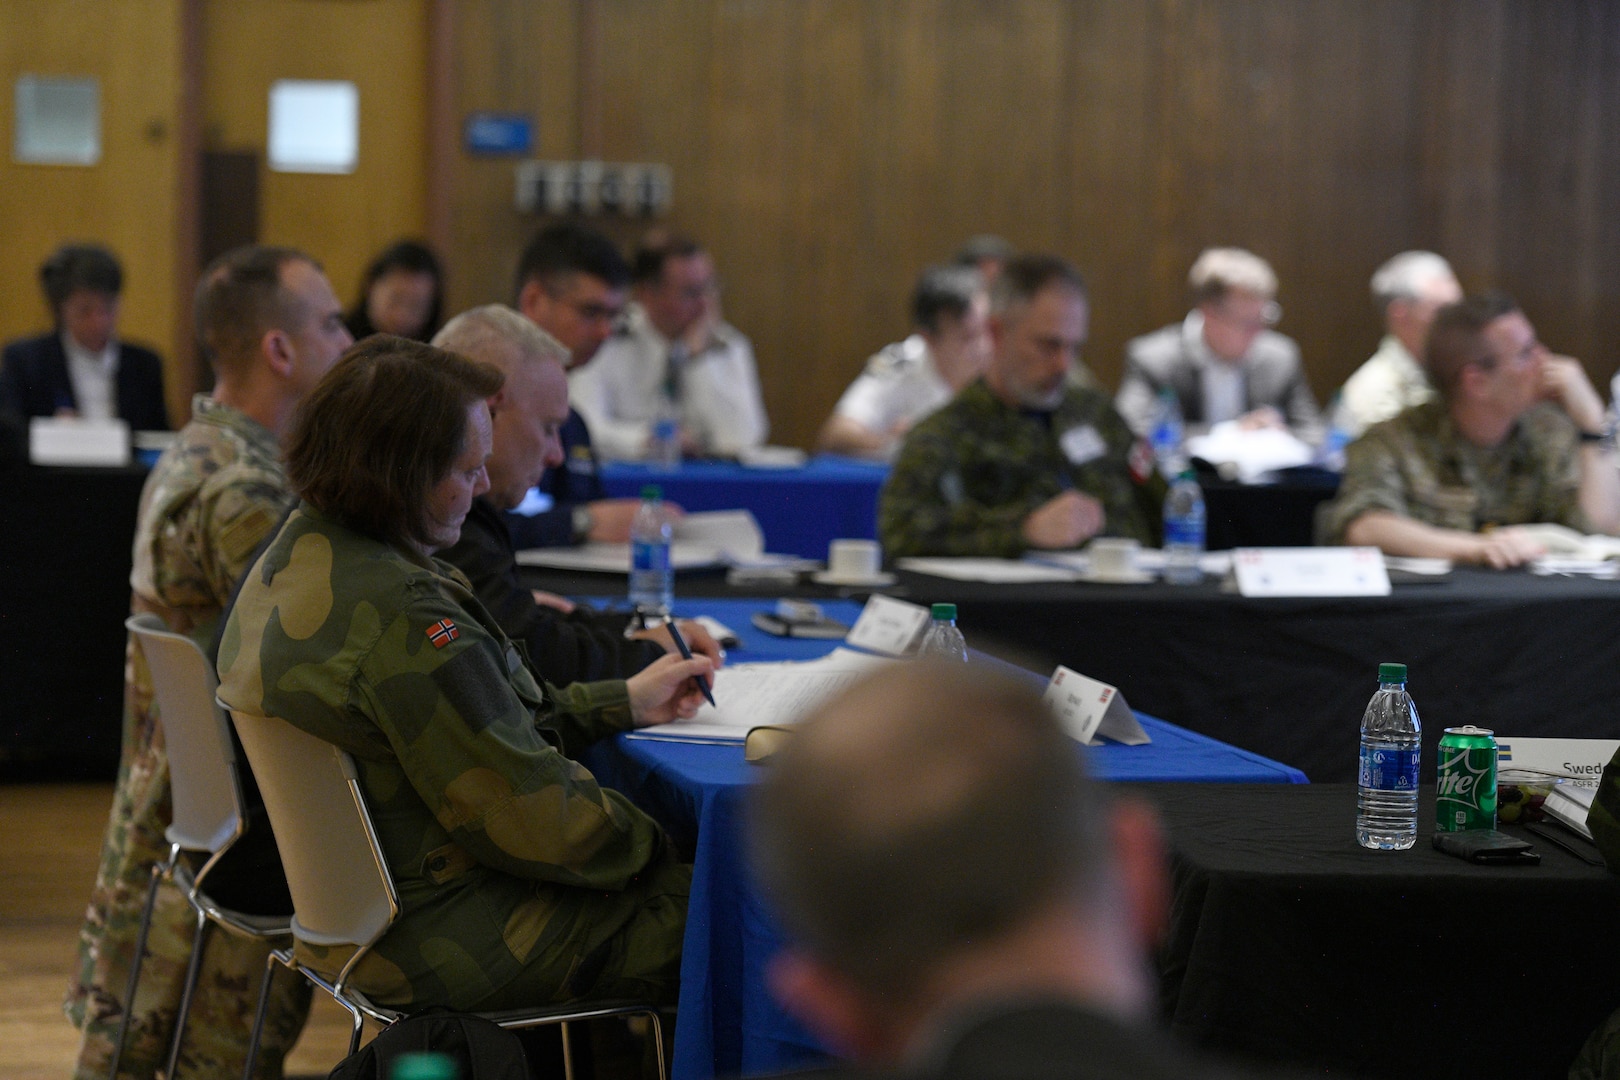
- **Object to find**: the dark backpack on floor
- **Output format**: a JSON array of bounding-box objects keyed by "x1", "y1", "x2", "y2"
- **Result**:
[{"x1": 327, "y1": 1009, "x2": 532, "y2": 1080}]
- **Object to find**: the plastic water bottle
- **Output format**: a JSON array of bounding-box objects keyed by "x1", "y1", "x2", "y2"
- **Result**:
[
  {"x1": 649, "y1": 410, "x2": 682, "y2": 470},
  {"x1": 918, "y1": 603, "x2": 968, "y2": 661},
  {"x1": 1162, "y1": 470, "x2": 1206, "y2": 585},
  {"x1": 1150, "y1": 387, "x2": 1186, "y2": 478},
  {"x1": 629, "y1": 485, "x2": 674, "y2": 616},
  {"x1": 1356, "y1": 662, "x2": 1421, "y2": 851},
  {"x1": 1316, "y1": 393, "x2": 1352, "y2": 471}
]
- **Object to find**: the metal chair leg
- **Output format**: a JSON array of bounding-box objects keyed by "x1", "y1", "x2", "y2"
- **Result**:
[
  {"x1": 560, "y1": 1019, "x2": 575, "y2": 1080},
  {"x1": 240, "y1": 950, "x2": 280, "y2": 1080},
  {"x1": 162, "y1": 902, "x2": 211, "y2": 1080},
  {"x1": 107, "y1": 853, "x2": 171, "y2": 1080}
]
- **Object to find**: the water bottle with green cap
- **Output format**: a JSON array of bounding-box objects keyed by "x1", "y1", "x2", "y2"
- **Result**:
[
  {"x1": 629, "y1": 484, "x2": 674, "y2": 616},
  {"x1": 918, "y1": 603, "x2": 968, "y2": 661},
  {"x1": 1356, "y1": 661, "x2": 1422, "y2": 850}
]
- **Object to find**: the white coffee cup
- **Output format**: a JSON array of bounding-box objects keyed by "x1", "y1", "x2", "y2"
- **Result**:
[
  {"x1": 1087, "y1": 537, "x2": 1140, "y2": 579},
  {"x1": 827, "y1": 538, "x2": 883, "y2": 580}
]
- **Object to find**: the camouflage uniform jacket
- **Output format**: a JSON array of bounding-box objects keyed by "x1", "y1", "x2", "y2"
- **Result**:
[
  {"x1": 69, "y1": 393, "x2": 308, "y2": 1079},
  {"x1": 878, "y1": 379, "x2": 1163, "y2": 558},
  {"x1": 218, "y1": 504, "x2": 679, "y2": 1009},
  {"x1": 1318, "y1": 400, "x2": 1587, "y2": 543}
]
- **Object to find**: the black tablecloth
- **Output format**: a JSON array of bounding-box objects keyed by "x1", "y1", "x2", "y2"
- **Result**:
[
  {"x1": 1137, "y1": 782, "x2": 1620, "y2": 1079},
  {"x1": 899, "y1": 568, "x2": 1620, "y2": 783},
  {"x1": 1199, "y1": 468, "x2": 1340, "y2": 550},
  {"x1": 0, "y1": 463, "x2": 146, "y2": 773}
]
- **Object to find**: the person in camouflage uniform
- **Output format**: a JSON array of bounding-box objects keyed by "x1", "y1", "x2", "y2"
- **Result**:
[
  {"x1": 218, "y1": 337, "x2": 710, "y2": 1012},
  {"x1": 1319, "y1": 293, "x2": 1620, "y2": 568},
  {"x1": 879, "y1": 254, "x2": 1162, "y2": 558},
  {"x1": 67, "y1": 246, "x2": 352, "y2": 1080}
]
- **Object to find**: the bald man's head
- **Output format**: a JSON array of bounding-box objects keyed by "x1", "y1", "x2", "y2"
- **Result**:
[{"x1": 751, "y1": 662, "x2": 1109, "y2": 1000}]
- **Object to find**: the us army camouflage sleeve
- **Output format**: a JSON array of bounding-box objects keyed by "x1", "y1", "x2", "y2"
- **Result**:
[
  {"x1": 1318, "y1": 420, "x2": 1413, "y2": 544},
  {"x1": 191, "y1": 470, "x2": 293, "y2": 604}
]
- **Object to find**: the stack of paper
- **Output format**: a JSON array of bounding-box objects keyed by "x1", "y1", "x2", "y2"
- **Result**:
[
  {"x1": 516, "y1": 510, "x2": 808, "y2": 572},
  {"x1": 628, "y1": 648, "x2": 896, "y2": 743}
]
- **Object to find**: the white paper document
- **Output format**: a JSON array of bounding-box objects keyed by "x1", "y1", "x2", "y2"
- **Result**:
[
  {"x1": 895, "y1": 557, "x2": 1082, "y2": 583},
  {"x1": 1185, "y1": 422, "x2": 1314, "y2": 483},
  {"x1": 1514, "y1": 523, "x2": 1620, "y2": 561},
  {"x1": 1041, "y1": 665, "x2": 1150, "y2": 746},
  {"x1": 516, "y1": 510, "x2": 773, "y2": 572},
  {"x1": 627, "y1": 648, "x2": 896, "y2": 742}
]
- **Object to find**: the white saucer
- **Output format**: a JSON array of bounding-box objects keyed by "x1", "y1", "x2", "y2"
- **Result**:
[
  {"x1": 1079, "y1": 568, "x2": 1156, "y2": 585},
  {"x1": 811, "y1": 570, "x2": 898, "y2": 587}
]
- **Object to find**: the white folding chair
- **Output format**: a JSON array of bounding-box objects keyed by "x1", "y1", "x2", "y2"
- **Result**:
[
  {"x1": 225, "y1": 704, "x2": 667, "y2": 1080},
  {"x1": 115, "y1": 615, "x2": 292, "y2": 1080}
]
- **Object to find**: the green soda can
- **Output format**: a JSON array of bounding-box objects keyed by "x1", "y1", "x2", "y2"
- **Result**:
[{"x1": 1436, "y1": 726, "x2": 1497, "y2": 832}]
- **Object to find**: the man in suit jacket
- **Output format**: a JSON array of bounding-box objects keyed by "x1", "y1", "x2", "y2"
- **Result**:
[
  {"x1": 0, "y1": 243, "x2": 169, "y2": 430},
  {"x1": 1116, "y1": 247, "x2": 1319, "y2": 444},
  {"x1": 751, "y1": 662, "x2": 1279, "y2": 1080}
]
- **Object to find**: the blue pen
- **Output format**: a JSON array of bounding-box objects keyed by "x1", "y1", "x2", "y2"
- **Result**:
[{"x1": 666, "y1": 619, "x2": 716, "y2": 708}]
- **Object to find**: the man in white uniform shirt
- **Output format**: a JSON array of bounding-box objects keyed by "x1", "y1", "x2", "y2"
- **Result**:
[
  {"x1": 569, "y1": 232, "x2": 768, "y2": 459},
  {"x1": 816, "y1": 265, "x2": 991, "y2": 460},
  {"x1": 1334, "y1": 251, "x2": 1463, "y2": 438}
]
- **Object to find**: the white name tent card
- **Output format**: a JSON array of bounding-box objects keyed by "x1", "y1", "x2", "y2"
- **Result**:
[
  {"x1": 29, "y1": 417, "x2": 129, "y2": 466},
  {"x1": 1495, "y1": 737, "x2": 1620, "y2": 789},
  {"x1": 1042, "y1": 666, "x2": 1150, "y2": 746},
  {"x1": 1230, "y1": 547, "x2": 1390, "y2": 598},
  {"x1": 844, "y1": 594, "x2": 932, "y2": 657}
]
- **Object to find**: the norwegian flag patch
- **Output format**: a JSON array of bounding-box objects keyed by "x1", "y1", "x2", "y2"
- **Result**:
[{"x1": 427, "y1": 619, "x2": 460, "y2": 649}]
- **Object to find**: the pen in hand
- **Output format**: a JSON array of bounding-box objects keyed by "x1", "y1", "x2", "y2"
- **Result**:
[{"x1": 665, "y1": 619, "x2": 717, "y2": 708}]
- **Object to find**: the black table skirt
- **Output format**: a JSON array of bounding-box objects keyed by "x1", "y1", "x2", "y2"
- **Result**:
[
  {"x1": 0, "y1": 463, "x2": 146, "y2": 774},
  {"x1": 1136, "y1": 781, "x2": 1620, "y2": 1079},
  {"x1": 897, "y1": 568, "x2": 1620, "y2": 784}
]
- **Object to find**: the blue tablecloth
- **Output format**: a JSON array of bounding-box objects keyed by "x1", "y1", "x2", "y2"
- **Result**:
[
  {"x1": 599, "y1": 456, "x2": 888, "y2": 559},
  {"x1": 581, "y1": 597, "x2": 1306, "y2": 1080}
]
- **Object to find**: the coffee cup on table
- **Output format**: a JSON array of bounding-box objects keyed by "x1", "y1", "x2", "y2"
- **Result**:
[
  {"x1": 1087, "y1": 537, "x2": 1141, "y2": 579},
  {"x1": 827, "y1": 539, "x2": 883, "y2": 580}
]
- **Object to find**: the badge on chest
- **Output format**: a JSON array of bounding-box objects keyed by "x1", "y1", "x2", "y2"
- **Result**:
[{"x1": 1060, "y1": 424, "x2": 1107, "y2": 466}]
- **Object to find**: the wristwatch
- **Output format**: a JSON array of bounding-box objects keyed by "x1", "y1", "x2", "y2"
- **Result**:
[{"x1": 571, "y1": 504, "x2": 595, "y2": 543}]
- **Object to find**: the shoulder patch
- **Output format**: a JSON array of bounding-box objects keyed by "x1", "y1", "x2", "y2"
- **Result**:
[{"x1": 427, "y1": 619, "x2": 461, "y2": 649}]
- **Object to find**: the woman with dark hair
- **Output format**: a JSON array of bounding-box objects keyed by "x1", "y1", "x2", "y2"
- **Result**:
[
  {"x1": 218, "y1": 335, "x2": 708, "y2": 1012},
  {"x1": 345, "y1": 240, "x2": 445, "y2": 342}
]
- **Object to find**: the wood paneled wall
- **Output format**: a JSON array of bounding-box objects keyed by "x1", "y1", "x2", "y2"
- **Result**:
[
  {"x1": 0, "y1": 0, "x2": 186, "y2": 421},
  {"x1": 448, "y1": 0, "x2": 1620, "y2": 448},
  {"x1": 202, "y1": 0, "x2": 430, "y2": 340}
]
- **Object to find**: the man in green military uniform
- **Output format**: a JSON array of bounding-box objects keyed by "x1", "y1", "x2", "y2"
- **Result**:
[
  {"x1": 1319, "y1": 293, "x2": 1620, "y2": 568},
  {"x1": 879, "y1": 254, "x2": 1162, "y2": 558},
  {"x1": 218, "y1": 338, "x2": 708, "y2": 1011},
  {"x1": 67, "y1": 246, "x2": 352, "y2": 1079}
]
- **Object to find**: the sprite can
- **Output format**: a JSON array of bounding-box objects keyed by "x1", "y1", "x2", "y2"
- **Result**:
[{"x1": 1436, "y1": 726, "x2": 1497, "y2": 832}]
